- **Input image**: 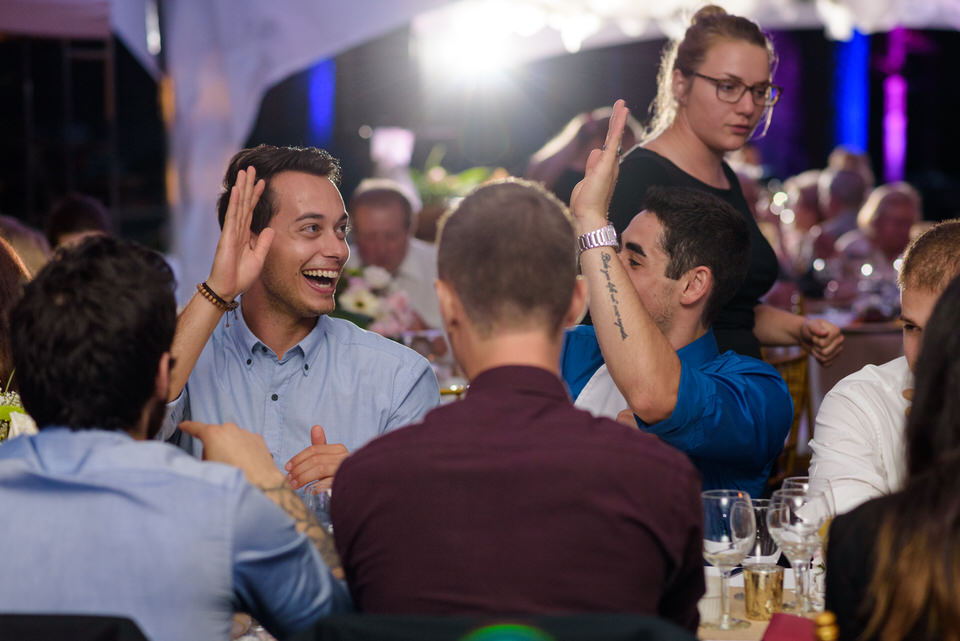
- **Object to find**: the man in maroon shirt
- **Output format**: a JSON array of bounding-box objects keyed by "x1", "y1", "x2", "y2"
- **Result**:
[{"x1": 331, "y1": 173, "x2": 704, "y2": 627}]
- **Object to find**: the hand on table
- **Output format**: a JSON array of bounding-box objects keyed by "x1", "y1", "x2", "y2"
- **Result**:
[
  {"x1": 800, "y1": 318, "x2": 844, "y2": 367},
  {"x1": 206, "y1": 166, "x2": 275, "y2": 301},
  {"x1": 285, "y1": 425, "x2": 350, "y2": 492}
]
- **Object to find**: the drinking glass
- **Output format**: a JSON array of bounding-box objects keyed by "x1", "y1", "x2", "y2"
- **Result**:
[
  {"x1": 702, "y1": 490, "x2": 756, "y2": 630},
  {"x1": 782, "y1": 477, "x2": 836, "y2": 610},
  {"x1": 767, "y1": 488, "x2": 829, "y2": 615},
  {"x1": 743, "y1": 498, "x2": 781, "y2": 567}
]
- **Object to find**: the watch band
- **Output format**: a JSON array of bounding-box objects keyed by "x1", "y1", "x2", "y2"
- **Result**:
[{"x1": 577, "y1": 224, "x2": 618, "y2": 255}]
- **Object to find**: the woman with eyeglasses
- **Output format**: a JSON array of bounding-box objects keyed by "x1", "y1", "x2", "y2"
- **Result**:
[{"x1": 609, "y1": 5, "x2": 843, "y2": 364}]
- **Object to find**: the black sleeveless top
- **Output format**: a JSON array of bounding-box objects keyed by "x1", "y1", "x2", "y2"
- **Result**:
[{"x1": 608, "y1": 148, "x2": 779, "y2": 359}]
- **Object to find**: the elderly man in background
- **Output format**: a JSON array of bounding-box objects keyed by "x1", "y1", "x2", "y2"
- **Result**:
[
  {"x1": 810, "y1": 219, "x2": 960, "y2": 514},
  {"x1": 347, "y1": 178, "x2": 442, "y2": 329}
]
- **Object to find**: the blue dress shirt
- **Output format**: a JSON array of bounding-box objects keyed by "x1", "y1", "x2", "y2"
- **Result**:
[
  {"x1": 162, "y1": 311, "x2": 440, "y2": 468},
  {"x1": 0, "y1": 428, "x2": 351, "y2": 641},
  {"x1": 561, "y1": 326, "x2": 793, "y2": 499}
]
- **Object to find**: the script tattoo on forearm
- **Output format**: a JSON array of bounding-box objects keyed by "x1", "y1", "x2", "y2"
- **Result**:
[
  {"x1": 258, "y1": 481, "x2": 344, "y2": 579},
  {"x1": 600, "y1": 251, "x2": 629, "y2": 340}
]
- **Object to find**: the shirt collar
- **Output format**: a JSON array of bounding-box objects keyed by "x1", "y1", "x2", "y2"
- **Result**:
[
  {"x1": 467, "y1": 365, "x2": 570, "y2": 402},
  {"x1": 226, "y1": 301, "x2": 326, "y2": 370},
  {"x1": 676, "y1": 330, "x2": 720, "y2": 368}
]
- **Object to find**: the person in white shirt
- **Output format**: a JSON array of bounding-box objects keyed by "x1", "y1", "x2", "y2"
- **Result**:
[
  {"x1": 809, "y1": 219, "x2": 960, "y2": 514},
  {"x1": 347, "y1": 179, "x2": 442, "y2": 329}
]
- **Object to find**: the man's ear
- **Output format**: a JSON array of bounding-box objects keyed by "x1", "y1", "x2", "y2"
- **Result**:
[
  {"x1": 563, "y1": 277, "x2": 589, "y2": 328},
  {"x1": 679, "y1": 266, "x2": 712, "y2": 307},
  {"x1": 435, "y1": 279, "x2": 461, "y2": 331},
  {"x1": 155, "y1": 352, "x2": 171, "y2": 402}
]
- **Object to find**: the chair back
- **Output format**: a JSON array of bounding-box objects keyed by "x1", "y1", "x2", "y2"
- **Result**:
[
  {"x1": 291, "y1": 613, "x2": 697, "y2": 641},
  {"x1": 0, "y1": 614, "x2": 148, "y2": 641},
  {"x1": 764, "y1": 345, "x2": 813, "y2": 488}
]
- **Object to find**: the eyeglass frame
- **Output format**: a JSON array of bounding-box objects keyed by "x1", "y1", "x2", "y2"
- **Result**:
[{"x1": 692, "y1": 72, "x2": 783, "y2": 107}]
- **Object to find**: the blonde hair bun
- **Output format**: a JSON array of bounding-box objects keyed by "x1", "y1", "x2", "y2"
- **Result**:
[{"x1": 692, "y1": 5, "x2": 728, "y2": 25}]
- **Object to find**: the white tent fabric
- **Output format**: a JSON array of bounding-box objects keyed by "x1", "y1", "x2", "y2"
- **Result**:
[
  {"x1": 3, "y1": 0, "x2": 959, "y2": 302},
  {"x1": 162, "y1": 0, "x2": 450, "y2": 303}
]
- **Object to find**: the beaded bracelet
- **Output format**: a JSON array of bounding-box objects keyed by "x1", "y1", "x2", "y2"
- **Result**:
[{"x1": 196, "y1": 282, "x2": 239, "y2": 312}]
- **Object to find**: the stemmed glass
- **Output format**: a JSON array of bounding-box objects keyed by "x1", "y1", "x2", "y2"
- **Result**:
[
  {"x1": 766, "y1": 488, "x2": 830, "y2": 615},
  {"x1": 782, "y1": 477, "x2": 836, "y2": 610},
  {"x1": 743, "y1": 498, "x2": 781, "y2": 567},
  {"x1": 702, "y1": 490, "x2": 756, "y2": 630}
]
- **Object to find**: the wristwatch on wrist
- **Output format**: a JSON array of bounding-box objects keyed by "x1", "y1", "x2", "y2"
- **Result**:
[{"x1": 577, "y1": 224, "x2": 618, "y2": 255}]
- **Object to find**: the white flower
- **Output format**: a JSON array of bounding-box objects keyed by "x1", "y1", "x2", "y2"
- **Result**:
[
  {"x1": 363, "y1": 265, "x2": 392, "y2": 290},
  {"x1": 339, "y1": 287, "x2": 381, "y2": 318},
  {"x1": 8, "y1": 411, "x2": 38, "y2": 439}
]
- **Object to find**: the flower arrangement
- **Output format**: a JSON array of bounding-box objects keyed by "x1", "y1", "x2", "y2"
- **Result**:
[
  {"x1": 0, "y1": 377, "x2": 38, "y2": 442},
  {"x1": 333, "y1": 265, "x2": 418, "y2": 338}
]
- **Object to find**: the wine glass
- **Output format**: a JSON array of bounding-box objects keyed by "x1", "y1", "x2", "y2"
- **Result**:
[
  {"x1": 743, "y1": 498, "x2": 781, "y2": 566},
  {"x1": 767, "y1": 488, "x2": 829, "y2": 615},
  {"x1": 702, "y1": 490, "x2": 756, "y2": 630},
  {"x1": 782, "y1": 477, "x2": 836, "y2": 610}
]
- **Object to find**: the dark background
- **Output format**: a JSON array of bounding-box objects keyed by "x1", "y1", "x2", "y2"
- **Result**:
[{"x1": 0, "y1": 25, "x2": 958, "y2": 249}]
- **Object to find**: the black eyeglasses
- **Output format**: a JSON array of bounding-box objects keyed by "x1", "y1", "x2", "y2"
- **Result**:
[{"x1": 693, "y1": 72, "x2": 782, "y2": 107}]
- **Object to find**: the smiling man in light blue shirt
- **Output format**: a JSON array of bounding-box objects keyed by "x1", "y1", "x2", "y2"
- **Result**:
[{"x1": 160, "y1": 146, "x2": 439, "y2": 490}]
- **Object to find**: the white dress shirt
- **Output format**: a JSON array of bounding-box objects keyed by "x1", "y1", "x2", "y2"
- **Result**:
[{"x1": 809, "y1": 356, "x2": 912, "y2": 515}]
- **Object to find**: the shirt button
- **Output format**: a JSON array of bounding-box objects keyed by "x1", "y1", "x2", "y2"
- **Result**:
[
  {"x1": 246, "y1": 358, "x2": 252, "y2": 365},
  {"x1": 271, "y1": 393, "x2": 279, "y2": 401},
  {"x1": 304, "y1": 364, "x2": 309, "y2": 371}
]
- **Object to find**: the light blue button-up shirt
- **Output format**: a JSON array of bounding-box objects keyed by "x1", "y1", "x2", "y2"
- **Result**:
[
  {"x1": 0, "y1": 428, "x2": 351, "y2": 641},
  {"x1": 161, "y1": 311, "x2": 440, "y2": 468}
]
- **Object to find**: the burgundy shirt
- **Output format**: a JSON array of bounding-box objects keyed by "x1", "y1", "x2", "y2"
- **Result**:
[{"x1": 331, "y1": 365, "x2": 705, "y2": 629}]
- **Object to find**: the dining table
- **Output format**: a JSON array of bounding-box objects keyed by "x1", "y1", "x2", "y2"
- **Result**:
[{"x1": 697, "y1": 567, "x2": 800, "y2": 641}]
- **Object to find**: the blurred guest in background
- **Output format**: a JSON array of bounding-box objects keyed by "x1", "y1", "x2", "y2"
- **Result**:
[
  {"x1": 810, "y1": 219, "x2": 960, "y2": 515},
  {"x1": 526, "y1": 105, "x2": 641, "y2": 204},
  {"x1": 44, "y1": 192, "x2": 114, "y2": 249},
  {"x1": 827, "y1": 272, "x2": 960, "y2": 641},
  {"x1": 0, "y1": 236, "x2": 349, "y2": 641},
  {"x1": 347, "y1": 178, "x2": 442, "y2": 329},
  {"x1": 0, "y1": 215, "x2": 51, "y2": 276},
  {"x1": 333, "y1": 171, "x2": 705, "y2": 627},
  {"x1": 838, "y1": 182, "x2": 921, "y2": 270},
  {"x1": 779, "y1": 169, "x2": 823, "y2": 276},
  {"x1": 0, "y1": 237, "x2": 30, "y2": 391},
  {"x1": 608, "y1": 5, "x2": 842, "y2": 364}
]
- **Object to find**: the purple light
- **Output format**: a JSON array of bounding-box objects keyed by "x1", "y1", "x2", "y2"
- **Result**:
[
  {"x1": 883, "y1": 74, "x2": 907, "y2": 182},
  {"x1": 883, "y1": 29, "x2": 908, "y2": 182}
]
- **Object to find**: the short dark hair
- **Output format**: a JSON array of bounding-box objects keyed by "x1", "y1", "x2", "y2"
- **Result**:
[
  {"x1": 11, "y1": 236, "x2": 177, "y2": 432},
  {"x1": 349, "y1": 179, "x2": 416, "y2": 230},
  {"x1": 216, "y1": 145, "x2": 342, "y2": 233},
  {"x1": 437, "y1": 178, "x2": 577, "y2": 336},
  {"x1": 642, "y1": 186, "x2": 750, "y2": 327},
  {"x1": 45, "y1": 192, "x2": 113, "y2": 247}
]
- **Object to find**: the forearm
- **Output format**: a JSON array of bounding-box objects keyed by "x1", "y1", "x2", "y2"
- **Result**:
[
  {"x1": 252, "y1": 468, "x2": 344, "y2": 579},
  {"x1": 752, "y1": 303, "x2": 805, "y2": 346},
  {"x1": 167, "y1": 291, "x2": 226, "y2": 401},
  {"x1": 579, "y1": 244, "x2": 681, "y2": 422}
]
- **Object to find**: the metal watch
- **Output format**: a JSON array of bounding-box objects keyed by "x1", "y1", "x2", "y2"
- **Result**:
[{"x1": 577, "y1": 224, "x2": 618, "y2": 255}]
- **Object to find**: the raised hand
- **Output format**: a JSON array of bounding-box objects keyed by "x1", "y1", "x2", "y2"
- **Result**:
[
  {"x1": 285, "y1": 425, "x2": 350, "y2": 492},
  {"x1": 569, "y1": 99, "x2": 629, "y2": 232},
  {"x1": 206, "y1": 166, "x2": 275, "y2": 301}
]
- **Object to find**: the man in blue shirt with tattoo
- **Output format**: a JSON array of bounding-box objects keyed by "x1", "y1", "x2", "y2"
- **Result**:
[
  {"x1": 561, "y1": 103, "x2": 791, "y2": 499},
  {"x1": 160, "y1": 146, "x2": 439, "y2": 492}
]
